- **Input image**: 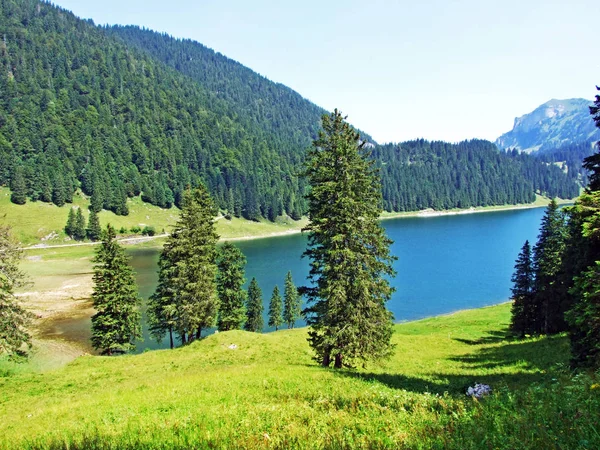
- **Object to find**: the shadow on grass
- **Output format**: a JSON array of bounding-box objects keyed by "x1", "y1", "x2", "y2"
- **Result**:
[
  {"x1": 449, "y1": 332, "x2": 569, "y2": 371},
  {"x1": 452, "y1": 329, "x2": 510, "y2": 345},
  {"x1": 335, "y1": 332, "x2": 570, "y2": 395}
]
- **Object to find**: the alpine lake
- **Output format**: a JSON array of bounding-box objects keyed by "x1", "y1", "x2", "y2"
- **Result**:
[{"x1": 49, "y1": 207, "x2": 550, "y2": 353}]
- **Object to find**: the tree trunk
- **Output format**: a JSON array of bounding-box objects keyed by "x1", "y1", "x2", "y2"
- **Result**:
[
  {"x1": 334, "y1": 353, "x2": 343, "y2": 369},
  {"x1": 196, "y1": 328, "x2": 202, "y2": 340},
  {"x1": 322, "y1": 350, "x2": 331, "y2": 367},
  {"x1": 169, "y1": 328, "x2": 174, "y2": 349}
]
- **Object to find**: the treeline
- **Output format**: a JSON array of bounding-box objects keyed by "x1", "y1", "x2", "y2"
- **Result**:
[
  {"x1": 374, "y1": 140, "x2": 580, "y2": 212},
  {"x1": 533, "y1": 140, "x2": 596, "y2": 186},
  {"x1": 510, "y1": 90, "x2": 600, "y2": 369},
  {"x1": 0, "y1": 0, "x2": 581, "y2": 222}
]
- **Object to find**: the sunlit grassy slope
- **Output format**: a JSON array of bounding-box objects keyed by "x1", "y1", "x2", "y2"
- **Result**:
[
  {"x1": 1, "y1": 303, "x2": 598, "y2": 449},
  {"x1": 0, "y1": 187, "x2": 307, "y2": 246}
]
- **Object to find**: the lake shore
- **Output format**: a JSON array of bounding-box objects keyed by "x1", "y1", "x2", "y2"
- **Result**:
[{"x1": 16, "y1": 197, "x2": 562, "y2": 369}]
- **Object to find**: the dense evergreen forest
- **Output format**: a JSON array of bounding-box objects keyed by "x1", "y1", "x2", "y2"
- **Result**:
[
  {"x1": 0, "y1": 0, "x2": 581, "y2": 221},
  {"x1": 533, "y1": 141, "x2": 595, "y2": 185},
  {"x1": 374, "y1": 140, "x2": 579, "y2": 212}
]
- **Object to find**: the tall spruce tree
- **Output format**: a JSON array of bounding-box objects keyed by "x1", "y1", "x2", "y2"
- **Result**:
[
  {"x1": 567, "y1": 260, "x2": 600, "y2": 368},
  {"x1": 90, "y1": 224, "x2": 141, "y2": 355},
  {"x1": 510, "y1": 240, "x2": 536, "y2": 336},
  {"x1": 9, "y1": 168, "x2": 26, "y2": 205},
  {"x1": 283, "y1": 271, "x2": 301, "y2": 329},
  {"x1": 582, "y1": 86, "x2": 600, "y2": 191},
  {"x1": 301, "y1": 110, "x2": 396, "y2": 368},
  {"x1": 216, "y1": 242, "x2": 247, "y2": 331},
  {"x1": 86, "y1": 210, "x2": 102, "y2": 241},
  {"x1": 532, "y1": 199, "x2": 567, "y2": 334},
  {"x1": 565, "y1": 87, "x2": 600, "y2": 368},
  {"x1": 244, "y1": 277, "x2": 264, "y2": 333},
  {"x1": 64, "y1": 207, "x2": 76, "y2": 238},
  {"x1": 268, "y1": 285, "x2": 283, "y2": 331},
  {"x1": 0, "y1": 225, "x2": 32, "y2": 357},
  {"x1": 148, "y1": 185, "x2": 219, "y2": 346},
  {"x1": 73, "y1": 208, "x2": 87, "y2": 241}
]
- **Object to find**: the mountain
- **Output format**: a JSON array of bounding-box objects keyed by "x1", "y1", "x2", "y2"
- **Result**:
[
  {"x1": 495, "y1": 98, "x2": 600, "y2": 153},
  {"x1": 0, "y1": 0, "x2": 581, "y2": 220}
]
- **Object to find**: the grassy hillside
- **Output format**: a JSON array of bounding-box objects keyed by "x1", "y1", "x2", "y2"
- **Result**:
[
  {"x1": 0, "y1": 187, "x2": 307, "y2": 246},
  {"x1": 0, "y1": 304, "x2": 598, "y2": 449}
]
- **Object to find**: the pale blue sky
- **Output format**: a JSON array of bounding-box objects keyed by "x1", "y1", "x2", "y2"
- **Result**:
[{"x1": 54, "y1": 0, "x2": 599, "y2": 143}]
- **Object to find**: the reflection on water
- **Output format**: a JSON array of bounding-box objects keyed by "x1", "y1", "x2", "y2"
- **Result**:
[{"x1": 38, "y1": 313, "x2": 94, "y2": 353}]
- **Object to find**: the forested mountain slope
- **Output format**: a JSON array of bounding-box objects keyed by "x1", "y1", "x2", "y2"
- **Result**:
[
  {"x1": 0, "y1": 0, "x2": 309, "y2": 220},
  {"x1": 375, "y1": 140, "x2": 580, "y2": 212},
  {"x1": 0, "y1": 0, "x2": 581, "y2": 221},
  {"x1": 105, "y1": 25, "x2": 333, "y2": 153}
]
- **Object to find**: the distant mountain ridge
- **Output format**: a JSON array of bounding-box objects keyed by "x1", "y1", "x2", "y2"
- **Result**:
[{"x1": 495, "y1": 98, "x2": 600, "y2": 153}]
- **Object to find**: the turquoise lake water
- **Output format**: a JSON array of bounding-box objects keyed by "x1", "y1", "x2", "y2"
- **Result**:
[{"x1": 128, "y1": 206, "x2": 547, "y2": 351}]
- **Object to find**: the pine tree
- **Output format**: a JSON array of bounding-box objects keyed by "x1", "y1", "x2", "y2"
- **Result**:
[
  {"x1": 302, "y1": 110, "x2": 396, "y2": 368},
  {"x1": 566, "y1": 261, "x2": 600, "y2": 368},
  {"x1": 216, "y1": 242, "x2": 247, "y2": 331},
  {"x1": 90, "y1": 224, "x2": 141, "y2": 355},
  {"x1": 510, "y1": 240, "x2": 535, "y2": 337},
  {"x1": 268, "y1": 285, "x2": 283, "y2": 331},
  {"x1": 86, "y1": 209, "x2": 102, "y2": 241},
  {"x1": 64, "y1": 207, "x2": 76, "y2": 238},
  {"x1": 244, "y1": 277, "x2": 263, "y2": 333},
  {"x1": 283, "y1": 271, "x2": 301, "y2": 329},
  {"x1": 565, "y1": 90, "x2": 600, "y2": 368},
  {"x1": 582, "y1": 86, "x2": 600, "y2": 191},
  {"x1": 0, "y1": 225, "x2": 32, "y2": 357},
  {"x1": 148, "y1": 185, "x2": 219, "y2": 346},
  {"x1": 73, "y1": 208, "x2": 87, "y2": 241},
  {"x1": 532, "y1": 199, "x2": 567, "y2": 334},
  {"x1": 9, "y1": 167, "x2": 27, "y2": 205}
]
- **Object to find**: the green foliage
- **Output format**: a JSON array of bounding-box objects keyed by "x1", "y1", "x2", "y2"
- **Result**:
[
  {"x1": 510, "y1": 240, "x2": 535, "y2": 336},
  {"x1": 531, "y1": 199, "x2": 568, "y2": 334},
  {"x1": 216, "y1": 242, "x2": 246, "y2": 331},
  {"x1": 0, "y1": 225, "x2": 32, "y2": 358},
  {"x1": 73, "y1": 207, "x2": 86, "y2": 241},
  {"x1": 141, "y1": 225, "x2": 155, "y2": 236},
  {"x1": 268, "y1": 285, "x2": 283, "y2": 331},
  {"x1": 551, "y1": 88, "x2": 600, "y2": 369},
  {"x1": 244, "y1": 277, "x2": 263, "y2": 333},
  {"x1": 64, "y1": 207, "x2": 76, "y2": 238},
  {"x1": 283, "y1": 271, "x2": 301, "y2": 329},
  {"x1": 302, "y1": 110, "x2": 396, "y2": 368},
  {"x1": 90, "y1": 224, "x2": 141, "y2": 355},
  {"x1": 9, "y1": 167, "x2": 26, "y2": 206},
  {"x1": 374, "y1": 140, "x2": 579, "y2": 213},
  {"x1": 86, "y1": 210, "x2": 101, "y2": 241},
  {"x1": 148, "y1": 186, "x2": 219, "y2": 346},
  {"x1": 130, "y1": 225, "x2": 141, "y2": 234},
  {"x1": 583, "y1": 86, "x2": 600, "y2": 190},
  {"x1": 567, "y1": 261, "x2": 600, "y2": 368}
]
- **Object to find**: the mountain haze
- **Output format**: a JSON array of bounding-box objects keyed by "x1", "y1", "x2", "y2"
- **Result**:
[{"x1": 495, "y1": 98, "x2": 600, "y2": 153}]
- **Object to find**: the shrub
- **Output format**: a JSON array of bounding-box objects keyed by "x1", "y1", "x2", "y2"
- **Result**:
[{"x1": 141, "y1": 225, "x2": 156, "y2": 236}]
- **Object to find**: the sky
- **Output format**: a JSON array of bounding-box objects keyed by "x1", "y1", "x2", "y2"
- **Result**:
[{"x1": 53, "y1": 0, "x2": 599, "y2": 144}]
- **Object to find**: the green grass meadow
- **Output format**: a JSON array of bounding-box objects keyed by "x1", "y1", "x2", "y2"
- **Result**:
[
  {"x1": 1, "y1": 304, "x2": 598, "y2": 449},
  {"x1": 0, "y1": 187, "x2": 306, "y2": 246}
]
